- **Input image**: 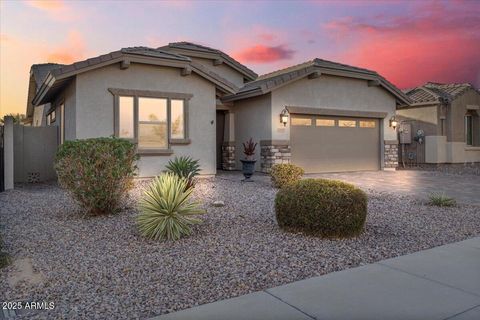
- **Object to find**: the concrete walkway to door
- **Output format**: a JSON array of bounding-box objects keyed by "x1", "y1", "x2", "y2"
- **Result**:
[
  {"x1": 309, "y1": 170, "x2": 480, "y2": 205},
  {"x1": 152, "y1": 237, "x2": 480, "y2": 320}
]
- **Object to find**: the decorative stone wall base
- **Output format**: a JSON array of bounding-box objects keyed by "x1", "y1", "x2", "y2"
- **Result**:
[
  {"x1": 221, "y1": 142, "x2": 236, "y2": 171},
  {"x1": 260, "y1": 140, "x2": 291, "y2": 173},
  {"x1": 384, "y1": 140, "x2": 399, "y2": 169}
]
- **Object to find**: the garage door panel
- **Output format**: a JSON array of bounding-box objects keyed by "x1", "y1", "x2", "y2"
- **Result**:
[{"x1": 291, "y1": 116, "x2": 380, "y2": 173}]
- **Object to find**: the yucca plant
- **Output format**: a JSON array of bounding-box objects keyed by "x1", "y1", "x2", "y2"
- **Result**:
[
  {"x1": 165, "y1": 156, "x2": 201, "y2": 189},
  {"x1": 428, "y1": 192, "x2": 456, "y2": 207},
  {"x1": 137, "y1": 173, "x2": 206, "y2": 241}
]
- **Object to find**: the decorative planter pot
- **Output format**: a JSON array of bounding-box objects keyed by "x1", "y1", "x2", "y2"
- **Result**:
[{"x1": 240, "y1": 159, "x2": 256, "y2": 182}]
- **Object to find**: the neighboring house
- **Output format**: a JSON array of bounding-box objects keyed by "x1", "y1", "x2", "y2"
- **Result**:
[
  {"x1": 26, "y1": 63, "x2": 64, "y2": 127},
  {"x1": 25, "y1": 42, "x2": 410, "y2": 176},
  {"x1": 398, "y1": 82, "x2": 480, "y2": 164}
]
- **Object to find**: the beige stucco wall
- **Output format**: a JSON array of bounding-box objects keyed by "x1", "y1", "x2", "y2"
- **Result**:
[
  {"x1": 32, "y1": 104, "x2": 46, "y2": 127},
  {"x1": 191, "y1": 57, "x2": 245, "y2": 88},
  {"x1": 270, "y1": 75, "x2": 398, "y2": 141},
  {"x1": 465, "y1": 146, "x2": 480, "y2": 162},
  {"x1": 13, "y1": 124, "x2": 58, "y2": 182},
  {"x1": 396, "y1": 105, "x2": 439, "y2": 136},
  {"x1": 233, "y1": 93, "x2": 272, "y2": 170},
  {"x1": 449, "y1": 89, "x2": 480, "y2": 143},
  {"x1": 425, "y1": 136, "x2": 447, "y2": 163},
  {"x1": 75, "y1": 63, "x2": 217, "y2": 176},
  {"x1": 63, "y1": 79, "x2": 77, "y2": 141}
]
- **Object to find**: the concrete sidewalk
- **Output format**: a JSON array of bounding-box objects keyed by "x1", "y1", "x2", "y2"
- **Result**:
[{"x1": 153, "y1": 237, "x2": 480, "y2": 320}]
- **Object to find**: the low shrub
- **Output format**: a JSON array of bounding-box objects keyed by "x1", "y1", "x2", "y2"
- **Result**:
[
  {"x1": 270, "y1": 163, "x2": 304, "y2": 188},
  {"x1": 55, "y1": 137, "x2": 138, "y2": 215},
  {"x1": 165, "y1": 156, "x2": 201, "y2": 190},
  {"x1": 275, "y1": 179, "x2": 367, "y2": 238},
  {"x1": 428, "y1": 192, "x2": 456, "y2": 207},
  {"x1": 137, "y1": 173, "x2": 205, "y2": 241}
]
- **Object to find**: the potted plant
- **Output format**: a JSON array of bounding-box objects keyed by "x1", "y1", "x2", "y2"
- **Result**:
[{"x1": 240, "y1": 138, "x2": 257, "y2": 181}]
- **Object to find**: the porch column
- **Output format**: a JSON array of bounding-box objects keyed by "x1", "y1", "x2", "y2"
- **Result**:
[{"x1": 222, "y1": 112, "x2": 236, "y2": 170}]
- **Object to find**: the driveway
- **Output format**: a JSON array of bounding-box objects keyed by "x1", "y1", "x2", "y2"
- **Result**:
[{"x1": 309, "y1": 170, "x2": 480, "y2": 205}]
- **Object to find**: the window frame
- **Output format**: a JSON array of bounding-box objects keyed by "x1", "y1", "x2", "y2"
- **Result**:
[
  {"x1": 110, "y1": 88, "x2": 192, "y2": 155},
  {"x1": 59, "y1": 103, "x2": 65, "y2": 144},
  {"x1": 465, "y1": 114, "x2": 473, "y2": 146},
  {"x1": 359, "y1": 120, "x2": 376, "y2": 128},
  {"x1": 291, "y1": 117, "x2": 313, "y2": 126},
  {"x1": 338, "y1": 119, "x2": 357, "y2": 128}
]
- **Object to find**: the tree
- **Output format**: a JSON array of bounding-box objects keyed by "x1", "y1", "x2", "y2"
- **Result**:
[{"x1": 0, "y1": 113, "x2": 26, "y2": 125}]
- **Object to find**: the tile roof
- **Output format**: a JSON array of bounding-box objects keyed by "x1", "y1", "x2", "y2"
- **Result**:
[
  {"x1": 405, "y1": 82, "x2": 477, "y2": 104},
  {"x1": 31, "y1": 46, "x2": 239, "y2": 106},
  {"x1": 31, "y1": 63, "x2": 64, "y2": 87},
  {"x1": 49, "y1": 47, "x2": 190, "y2": 78},
  {"x1": 163, "y1": 41, "x2": 258, "y2": 80}
]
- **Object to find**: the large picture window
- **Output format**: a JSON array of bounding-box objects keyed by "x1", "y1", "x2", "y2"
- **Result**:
[
  {"x1": 118, "y1": 96, "x2": 134, "y2": 139},
  {"x1": 170, "y1": 99, "x2": 185, "y2": 139},
  {"x1": 112, "y1": 89, "x2": 191, "y2": 153}
]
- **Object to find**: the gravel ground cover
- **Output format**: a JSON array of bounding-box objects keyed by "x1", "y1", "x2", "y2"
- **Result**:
[{"x1": 1, "y1": 176, "x2": 479, "y2": 319}]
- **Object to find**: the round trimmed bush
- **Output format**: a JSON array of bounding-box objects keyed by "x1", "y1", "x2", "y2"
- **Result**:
[
  {"x1": 275, "y1": 179, "x2": 367, "y2": 238},
  {"x1": 270, "y1": 163, "x2": 304, "y2": 188},
  {"x1": 55, "y1": 137, "x2": 138, "y2": 215}
]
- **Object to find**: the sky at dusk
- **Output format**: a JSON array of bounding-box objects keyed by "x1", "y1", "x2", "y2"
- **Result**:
[{"x1": 1, "y1": 0, "x2": 479, "y2": 117}]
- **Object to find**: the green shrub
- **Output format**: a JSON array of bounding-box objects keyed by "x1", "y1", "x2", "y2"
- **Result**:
[
  {"x1": 55, "y1": 137, "x2": 138, "y2": 215},
  {"x1": 137, "y1": 173, "x2": 205, "y2": 241},
  {"x1": 165, "y1": 156, "x2": 201, "y2": 190},
  {"x1": 428, "y1": 192, "x2": 456, "y2": 207},
  {"x1": 270, "y1": 163, "x2": 304, "y2": 188},
  {"x1": 275, "y1": 179, "x2": 367, "y2": 238}
]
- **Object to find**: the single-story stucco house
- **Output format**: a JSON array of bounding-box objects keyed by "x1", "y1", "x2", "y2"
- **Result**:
[
  {"x1": 397, "y1": 82, "x2": 480, "y2": 164},
  {"x1": 25, "y1": 42, "x2": 411, "y2": 177}
]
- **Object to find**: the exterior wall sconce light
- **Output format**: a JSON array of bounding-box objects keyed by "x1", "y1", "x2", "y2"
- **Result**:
[
  {"x1": 389, "y1": 116, "x2": 398, "y2": 130},
  {"x1": 280, "y1": 108, "x2": 289, "y2": 126}
]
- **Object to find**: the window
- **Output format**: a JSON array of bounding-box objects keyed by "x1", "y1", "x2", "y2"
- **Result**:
[
  {"x1": 138, "y1": 97, "x2": 168, "y2": 149},
  {"x1": 316, "y1": 119, "x2": 335, "y2": 127},
  {"x1": 113, "y1": 89, "x2": 191, "y2": 152},
  {"x1": 46, "y1": 110, "x2": 55, "y2": 125},
  {"x1": 170, "y1": 99, "x2": 185, "y2": 139},
  {"x1": 118, "y1": 96, "x2": 134, "y2": 138},
  {"x1": 359, "y1": 120, "x2": 376, "y2": 128},
  {"x1": 338, "y1": 120, "x2": 357, "y2": 127},
  {"x1": 465, "y1": 115, "x2": 473, "y2": 146},
  {"x1": 291, "y1": 117, "x2": 312, "y2": 126}
]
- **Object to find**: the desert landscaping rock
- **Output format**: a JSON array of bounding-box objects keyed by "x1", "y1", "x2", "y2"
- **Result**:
[
  {"x1": 212, "y1": 200, "x2": 225, "y2": 207},
  {"x1": 0, "y1": 178, "x2": 479, "y2": 319}
]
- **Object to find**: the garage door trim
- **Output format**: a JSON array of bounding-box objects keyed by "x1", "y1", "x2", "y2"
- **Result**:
[{"x1": 286, "y1": 106, "x2": 388, "y2": 119}]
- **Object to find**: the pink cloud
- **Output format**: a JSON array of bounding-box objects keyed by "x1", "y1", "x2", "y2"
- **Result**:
[
  {"x1": 232, "y1": 44, "x2": 295, "y2": 63},
  {"x1": 24, "y1": 0, "x2": 65, "y2": 11},
  {"x1": 324, "y1": 1, "x2": 480, "y2": 88},
  {"x1": 23, "y1": 0, "x2": 79, "y2": 21},
  {"x1": 44, "y1": 30, "x2": 87, "y2": 64}
]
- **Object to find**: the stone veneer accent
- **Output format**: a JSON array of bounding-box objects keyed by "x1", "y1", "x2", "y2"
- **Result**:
[
  {"x1": 260, "y1": 140, "x2": 291, "y2": 173},
  {"x1": 384, "y1": 140, "x2": 399, "y2": 169},
  {"x1": 221, "y1": 142, "x2": 236, "y2": 171}
]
